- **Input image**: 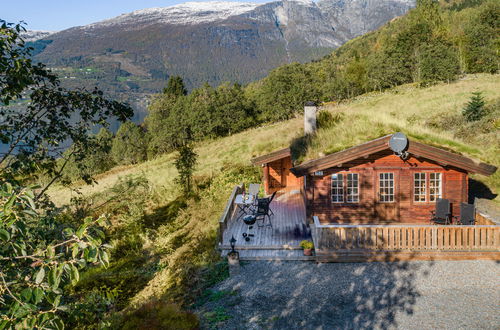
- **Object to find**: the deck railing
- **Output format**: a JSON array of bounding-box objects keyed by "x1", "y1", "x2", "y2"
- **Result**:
[
  {"x1": 217, "y1": 184, "x2": 244, "y2": 245},
  {"x1": 311, "y1": 216, "x2": 500, "y2": 252}
]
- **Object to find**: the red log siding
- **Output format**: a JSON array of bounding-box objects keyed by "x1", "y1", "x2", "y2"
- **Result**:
[{"x1": 305, "y1": 150, "x2": 468, "y2": 224}]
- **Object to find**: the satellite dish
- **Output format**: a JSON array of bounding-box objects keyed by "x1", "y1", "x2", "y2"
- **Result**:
[{"x1": 389, "y1": 132, "x2": 409, "y2": 160}]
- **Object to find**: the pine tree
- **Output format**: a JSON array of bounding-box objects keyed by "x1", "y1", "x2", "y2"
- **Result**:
[
  {"x1": 174, "y1": 143, "x2": 197, "y2": 195},
  {"x1": 463, "y1": 92, "x2": 486, "y2": 122},
  {"x1": 163, "y1": 76, "x2": 187, "y2": 97}
]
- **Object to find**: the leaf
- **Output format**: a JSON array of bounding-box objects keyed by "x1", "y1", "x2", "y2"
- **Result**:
[
  {"x1": 52, "y1": 318, "x2": 64, "y2": 330},
  {"x1": 21, "y1": 288, "x2": 32, "y2": 302},
  {"x1": 4, "y1": 194, "x2": 16, "y2": 213},
  {"x1": 0, "y1": 229, "x2": 9, "y2": 242},
  {"x1": 35, "y1": 268, "x2": 45, "y2": 284},
  {"x1": 48, "y1": 268, "x2": 57, "y2": 289},
  {"x1": 100, "y1": 250, "x2": 109, "y2": 267},
  {"x1": 62, "y1": 228, "x2": 74, "y2": 237},
  {"x1": 75, "y1": 224, "x2": 87, "y2": 239},
  {"x1": 72, "y1": 245, "x2": 79, "y2": 259},
  {"x1": 46, "y1": 245, "x2": 55, "y2": 258},
  {"x1": 52, "y1": 295, "x2": 61, "y2": 307},
  {"x1": 32, "y1": 287, "x2": 44, "y2": 304},
  {"x1": 0, "y1": 320, "x2": 10, "y2": 330},
  {"x1": 70, "y1": 264, "x2": 79, "y2": 285}
]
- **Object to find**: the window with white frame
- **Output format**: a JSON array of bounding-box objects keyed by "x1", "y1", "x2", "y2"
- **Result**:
[
  {"x1": 346, "y1": 173, "x2": 359, "y2": 203},
  {"x1": 331, "y1": 173, "x2": 344, "y2": 203},
  {"x1": 414, "y1": 173, "x2": 426, "y2": 202},
  {"x1": 429, "y1": 173, "x2": 442, "y2": 202},
  {"x1": 331, "y1": 173, "x2": 360, "y2": 203},
  {"x1": 379, "y1": 172, "x2": 394, "y2": 202}
]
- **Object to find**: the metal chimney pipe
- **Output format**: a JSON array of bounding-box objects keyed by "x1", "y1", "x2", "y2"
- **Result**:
[{"x1": 304, "y1": 101, "x2": 317, "y2": 135}]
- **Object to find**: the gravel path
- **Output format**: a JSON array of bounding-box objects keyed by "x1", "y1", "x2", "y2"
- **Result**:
[{"x1": 197, "y1": 260, "x2": 500, "y2": 329}]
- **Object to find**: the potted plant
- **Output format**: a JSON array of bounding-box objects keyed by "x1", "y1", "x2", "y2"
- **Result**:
[{"x1": 300, "y1": 240, "x2": 314, "y2": 256}]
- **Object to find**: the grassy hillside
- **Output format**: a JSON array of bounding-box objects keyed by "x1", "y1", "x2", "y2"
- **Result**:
[{"x1": 50, "y1": 73, "x2": 499, "y2": 206}]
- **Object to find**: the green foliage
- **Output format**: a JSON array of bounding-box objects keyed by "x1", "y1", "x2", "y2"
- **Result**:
[
  {"x1": 163, "y1": 75, "x2": 187, "y2": 97},
  {"x1": 462, "y1": 1, "x2": 499, "y2": 74},
  {"x1": 300, "y1": 240, "x2": 314, "y2": 250},
  {"x1": 418, "y1": 38, "x2": 460, "y2": 85},
  {"x1": 119, "y1": 300, "x2": 199, "y2": 330},
  {"x1": 174, "y1": 144, "x2": 198, "y2": 195},
  {"x1": 317, "y1": 111, "x2": 345, "y2": 129},
  {"x1": 146, "y1": 81, "x2": 255, "y2": 155},
  {"x1": 250, "y1": 63, "x2": 321, "y2": 121},
  {"x1": 0, "y1": 21, "x2": 132, "y2": 189},
  {"x1": 0, "y1": 183, "x2": 110, "y2": 328},
  {"x1": 111, "y1": 121, "x2": 148, "y2": 165},
  {"x1": 463, "y1": 91, "x2": 487, "y2": 121},
  {"x1": 61, "y1": 127, "x2": 116, "y2": 184}
]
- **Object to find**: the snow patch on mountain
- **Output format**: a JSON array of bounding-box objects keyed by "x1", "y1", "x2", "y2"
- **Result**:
[
  {"x1": 86, "y1": 1, "x2": 260, "y2": 28},
  {"x1": 21, "y1": 30, "x2": 55, "y2": 42}
]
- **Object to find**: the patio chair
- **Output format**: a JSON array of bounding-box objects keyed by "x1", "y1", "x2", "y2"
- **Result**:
[
  {"x1": 257, "y1": 191, "x2": 277, "y2": 217},
  {"x1": 430, "y1": 198, "x2": 451, "y2": 225},
  {"x1": 247, "y1": 183, "x2": 260, "y2": 198},
  {"x1": 254, "y1": 199, "x2": 273, "y2": 228},
  {"x1": 453, "y1": 203, "x2": 475, "y2": 225}
]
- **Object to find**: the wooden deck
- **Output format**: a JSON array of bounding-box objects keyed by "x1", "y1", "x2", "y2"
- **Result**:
[{"x1": 220, "y1": 189, "x2": 312, "y2": 260}]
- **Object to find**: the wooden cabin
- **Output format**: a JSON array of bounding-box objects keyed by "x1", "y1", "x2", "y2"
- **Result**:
[
  {"x1": 253, "y1": 135, "x2": 497, "y2": 225},
  {"x1": 251, "y1": 148, "x2": 303, "y2": 194}
]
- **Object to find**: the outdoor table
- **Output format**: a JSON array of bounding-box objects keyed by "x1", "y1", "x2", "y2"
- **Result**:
[{"x1": 234, "y1": 194, "x2": 255, "y2": 220}]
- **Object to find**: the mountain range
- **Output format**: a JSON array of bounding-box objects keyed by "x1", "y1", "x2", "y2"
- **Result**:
[{"x1": 28, "y1": 0, "x2": 415, "y2": 121}]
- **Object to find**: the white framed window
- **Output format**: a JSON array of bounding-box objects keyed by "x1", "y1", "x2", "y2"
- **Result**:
[
  {"x1": 331, "y1": 173, "x2": 344, "y2": 203},
  {"x1": 414, "y1": 173, "x2": 427, "y2": 202},
  {"x1": 379, "y1": 172, "x2": 394, "y2": 202},
  {"x1": 346, "y1": 173, "x2": 359, "y2": 203},
  {"x1": 429, "y1": 173, "x2": 442, "y2": 202}
]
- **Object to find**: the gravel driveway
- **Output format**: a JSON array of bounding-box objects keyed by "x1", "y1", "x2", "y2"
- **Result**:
[{"x1": 197, "y1": 260, "x2": 500, "y2": 329}]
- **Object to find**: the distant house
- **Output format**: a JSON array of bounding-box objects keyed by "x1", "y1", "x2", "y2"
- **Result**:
[{"x1": 251, "y1": 112, "x2": 496, "y2": 226}]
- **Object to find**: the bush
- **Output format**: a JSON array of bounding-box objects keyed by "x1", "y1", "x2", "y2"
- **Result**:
[
  {"x1": 120, "y1": 300, "x2": 199, "y2": 330},
  {"x1": 317, "y1": 111, "x2": 345, "y2": 129}
]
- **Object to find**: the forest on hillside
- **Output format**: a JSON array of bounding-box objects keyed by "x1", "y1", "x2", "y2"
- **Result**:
[{"x1": 59, "y1": 0, "x2": 499, "y2": 183}]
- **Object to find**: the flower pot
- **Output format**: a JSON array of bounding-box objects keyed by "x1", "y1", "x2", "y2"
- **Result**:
[{"x1": 303, "y1": 248, "x2": 313, "y2": 256}]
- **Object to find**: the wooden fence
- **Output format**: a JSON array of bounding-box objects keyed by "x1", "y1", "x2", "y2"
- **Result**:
[
  {"x1": 217, "y1": 184, "x2": 244, "y2": 245},
  {"x1": 311, "y1": 216, "x2": 500, "y2": 261}
]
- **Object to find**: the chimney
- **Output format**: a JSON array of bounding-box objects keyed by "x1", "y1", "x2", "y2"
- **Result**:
[{"x1": 304, "y1": 101, "x2": 317, "y2": 135}]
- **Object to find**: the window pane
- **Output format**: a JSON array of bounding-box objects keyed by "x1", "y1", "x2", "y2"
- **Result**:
[
  {"x1": 429, "y1": 173, "x2": 442, "y2": 202},
  {"x1": 379, "y1": 172, "x2": 394, "y2": 202},
  {"x1": 414, "y1": 173, "x2": 426, "y2": 202},
  {"x1": 331, "y1": 173, "x2": 344, "y2": 203},
  {"x1": 346, "y1": 173, "x2": 359, "y2": 203}
]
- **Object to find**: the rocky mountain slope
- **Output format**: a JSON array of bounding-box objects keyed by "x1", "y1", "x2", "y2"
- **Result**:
[{"x1": 31, "y1": 0, "x2": 414, "y2": 119}]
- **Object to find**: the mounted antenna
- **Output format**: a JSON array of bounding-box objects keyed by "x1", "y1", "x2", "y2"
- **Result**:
[{"x1": 389, "y1": 132, "x2": 409, "y2": 160}]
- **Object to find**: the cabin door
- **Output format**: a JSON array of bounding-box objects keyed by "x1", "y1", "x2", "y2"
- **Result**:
[
  {"x1": 374, "y1": 171, "x2": 399, "y2": 222},
  {"x1": 268, "y1": 159, "x2": 285, "y2": 190}
]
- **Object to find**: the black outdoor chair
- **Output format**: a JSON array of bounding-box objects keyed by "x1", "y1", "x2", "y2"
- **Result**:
[
  {"x1": 254, "y1": 199, "x2": 273, "y2": 228},
  {"x1": 430, "y1": 198, "x2": 452, "y2": 225},
  {"x1": 257, "y1": 191, "x2": 276, "y2": 217},
  {"x1": 453, "y1": 203, "x2": 475, "y2": 225}
]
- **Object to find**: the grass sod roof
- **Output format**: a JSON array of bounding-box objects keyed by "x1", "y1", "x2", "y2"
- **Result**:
[{"x1": 289, "y1": 134, "x2": 497, "y2": 176}]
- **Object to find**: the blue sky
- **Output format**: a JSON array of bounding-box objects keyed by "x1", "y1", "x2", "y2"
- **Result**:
[{"x1": 3, "y1": 0, "x2": 270, "y2": 31}]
